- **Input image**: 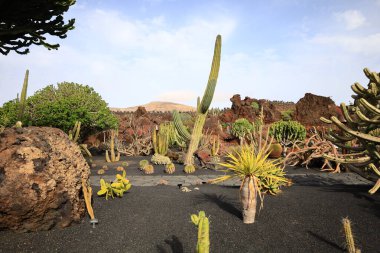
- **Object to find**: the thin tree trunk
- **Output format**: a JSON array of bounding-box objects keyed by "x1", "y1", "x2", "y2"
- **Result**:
[{"x1": 240, "y1": 176, "x2": 257, "y2": 224}]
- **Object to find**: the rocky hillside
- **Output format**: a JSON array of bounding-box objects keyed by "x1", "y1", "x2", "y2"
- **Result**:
[{"x1": 110, "y1": 101, "x2": 196, "y2": 112}]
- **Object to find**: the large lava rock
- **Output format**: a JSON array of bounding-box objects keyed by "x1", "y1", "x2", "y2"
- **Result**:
[
  {"x1": 295, "y1": 93, "x2": 343, "y2": 126},
  {"x1": 0, "y1": 127, "x2": 90, "y2": 232}
]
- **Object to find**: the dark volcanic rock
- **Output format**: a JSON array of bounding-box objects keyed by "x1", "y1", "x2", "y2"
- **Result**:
[
  {"x1": 0, "y1": 127, "x2": 90, "y2": 232},
  {"x1": 295, "y1": 93, "x2": 342, "y2": 126}
]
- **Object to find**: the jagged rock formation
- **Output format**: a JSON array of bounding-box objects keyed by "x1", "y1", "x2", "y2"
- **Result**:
[
  {"x1": 0, "y1": 127, "x2": 90, "y2": 232},
  {"x1": 295, "y1": 93, "x2": 343, "y2": 126}
]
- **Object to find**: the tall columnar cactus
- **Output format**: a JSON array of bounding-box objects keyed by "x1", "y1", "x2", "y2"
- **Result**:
[
  {"x1": 321, "y1": 68, "x2": 380, "y2": 194},
  {"x1": 191, "y1": 211, "x2": 210, "y2": 253},
  {"x1": 174, "y1": 35, "x2": 221, "y2": 169},
  {"x1": 152, "y1": 126, "x2": 169, "y2": 156},
  {"x1": 17, "y1": 69, "x2": 29, "y2": 122},
  {"x1": 106, "y1": 129, "x2": 120, "y2": 163}
]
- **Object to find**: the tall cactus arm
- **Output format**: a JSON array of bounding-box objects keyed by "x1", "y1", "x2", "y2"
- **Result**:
[
  {"x1": 355, "y1": 109, "x2": 380, "y2": 123},
  {"x1": 18, "y1": 69, "x2": 29, "y2": 121},
  {"x1": 320, "y1": 117, "x2": 332, "y2": 124},
  {"x1": 359, "y1": 98, "x2": 380, "y2": 115},
  {"x1": 172, "y1": 110, "x2": 191, "y2": 141},
  {"x1": 364, "y1": 68, "x2": 380, "y2": 83},
  {"x1": 351, "y1": 83, "x2": 366, "y2": 96},
  {"x1": 331, "y1": 116, "x2": 380, "y2": 143},
  {"x1": 340, "y1": 103, "x2": 355, "y2": 124},
  {"x1": 198, "y1": 35, "x2": 221, "y2": 114}
]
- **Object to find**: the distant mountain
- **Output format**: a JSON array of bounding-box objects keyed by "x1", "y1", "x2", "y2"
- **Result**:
[{"x1": 110, "y1": 101, "x2": 196, "y2": 112}]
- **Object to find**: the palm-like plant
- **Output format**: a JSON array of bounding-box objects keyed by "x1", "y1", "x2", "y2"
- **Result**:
[{"x1": 210, "y1": 143, "x2": 288, "y2": 224}]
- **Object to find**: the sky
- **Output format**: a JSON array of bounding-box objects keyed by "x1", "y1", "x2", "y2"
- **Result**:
[{"x1": 1, "y1": 0, "x2": 380, "y2": 109}]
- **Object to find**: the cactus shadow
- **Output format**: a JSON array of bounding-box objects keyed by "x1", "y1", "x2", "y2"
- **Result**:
[
  {"x1": 307, "y1": 231, "x2": 344, "y2": 251},
  {"x1": 201, "y1": 193, "x2": 242, "y2": 220},
  {"x1": 320, "y1": 185, "x2": 380, "y2": 218},
  {"x1": 156, "y1": 235, "x2": 184, "y2": 253}
]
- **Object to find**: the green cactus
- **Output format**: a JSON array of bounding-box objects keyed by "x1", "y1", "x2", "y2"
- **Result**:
[
  {"x1": 17, "y1": 69, "x2": 29, "y2": 122},
  {"x1": 191, "y1": 211, "x2": 210, "y2": 253},
  {"x1": 321, "y1": 68, "x2": 380, "y2": 194},
  {"x1": 165, "y1": 163, "x2": 176, "y2": 174},
  {"x1": 173, "y1": 35, "x2": 222, "y2": 167},
  {"x1": 184, "y1": 164, "x2": 196, "y2": 174},
  {"x1": 342, "y1": 218, "x2": 360, "y2": 253},
  {"x1": 139, "y1": 159, "x2": 149, "y2": 170},
  {"x1": 231, "y1": 118, "x2": 254, "y2": 144},
  {"x1": 152, "y1": 126, "x2": 169, "y2": 155},
  {"x1": 269, "y1": 120, "x2": 306, "y2": 155},
  {"x1": 143, "y1": 164, "x2": 154, "y2": 174},
  {"x1": 172, "y1": 110, "x2": 191, "y2": 142},
  {"x1": 97, "y1": 170, "x2": 132, "y2": 200},
  {"x1": 105, "y1": 129, "x2": 120, "y2": 163}
]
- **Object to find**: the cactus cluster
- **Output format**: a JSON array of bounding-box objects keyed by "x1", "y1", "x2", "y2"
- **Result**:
[
  {"x1": 139, "y1": 159, "x2": 154, "y2": 174},
  {"x1": 68, "y1": 120, "x2": 92, "y2": 157},
  {"x1": 143, "y1": 164, "x2": 154, "y2": 174},
  {"x1": 269, "y1": 120, "x2": 306, "y2": 154},
  {"x1": 210, "y1": 135, "x2": 220, "y2": 164},
  {"x1": 173, "y1": 35, "x2": 221, "y2": 167},
  {"x1": 184, "y1": 164, "x2": 196, "y2": 174},
  {"x1": 152, "y1": 126, "x2": 169, "y2": 155},
  {"x1": 97, "y1": 170, "x2": 132, "y2": 200},
  {"x1": 151, "y1": 153, "x2": 172, "y2": 165},
  {"x1": 321, "y1": 68, "x2": 380, "y2": 194},
  {"x1": 139, "y1": 159, "x2": 149, "y2": 170},
  {"x1": 165, "y1": 163, "x2": 176, "y2": 174},
  {"x1": 105, "y1": 129, "x2": 120, "y2": 163},
  {"x1": 191, "y1": 211, "x2": 210, "y2": 253}
]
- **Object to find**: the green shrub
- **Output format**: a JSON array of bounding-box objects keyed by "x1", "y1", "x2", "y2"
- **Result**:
[
  {"x1": 231, "y1": 118, "x2": 254, "y2": 143},
  {"x1": 0, "y1": 99, "x2": 19, "y2": 127},
  {"x1": 25, "y1": 82, "x2": 118, "y2": 137},
  {"x1": 269, "y1": 120, "x2": 306, "y2": 145},
  {"x1": 251, "y1": 101, "x2": 259, "y2": 110},
  {"x1": 281, "y1": 110, "x2": 294, "y2": 121}
]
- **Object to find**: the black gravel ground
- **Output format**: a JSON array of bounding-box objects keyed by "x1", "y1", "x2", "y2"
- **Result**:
[{"x1": 0, "y1": 184, "x2": 379, "y2": 253}]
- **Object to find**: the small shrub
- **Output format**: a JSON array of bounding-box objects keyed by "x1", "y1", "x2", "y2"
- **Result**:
[
  {"x1": 269, "y1": 120, "x2": 306, "y2": 147},
  {"x1": 231, "y1": 118, "x2": 254, "y2": 144}
]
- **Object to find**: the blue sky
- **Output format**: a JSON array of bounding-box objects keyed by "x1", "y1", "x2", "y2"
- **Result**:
[{"x1": 1, "y1": 0, "x2": 380, "y2": 108}]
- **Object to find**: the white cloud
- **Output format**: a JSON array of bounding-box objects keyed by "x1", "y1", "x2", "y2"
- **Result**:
[
  {"x1": 310, "y1": 33, "x2": 380, "y2": 54},
  {"x1": 334, "y1": 10, "x2": 366, "y2": 30}
]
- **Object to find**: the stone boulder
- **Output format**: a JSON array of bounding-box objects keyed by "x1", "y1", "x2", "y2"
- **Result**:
[
  {"x1": 295, "y1": 93, "x2": 343, "y2": 126},
  {"x1": 0, "y1": 127, "x2": 90, "y2": 232}
]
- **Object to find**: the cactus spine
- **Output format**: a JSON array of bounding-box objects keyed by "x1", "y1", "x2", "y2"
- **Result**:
[
  {"x1": 106, "y1": 129, "x2": 120, "y2": 162},
  {"x1": 191, "y1": 211, "x2": 210, "y2": 253},
  {"x1": 175, "y1": 35, "x2": 221, "y2": 167},
  {"x1": 321, "y1": 68, "x2": 380, "y2": 194},
  {"x1": 18, "y1": 69, "x2": 29, "y2": 122}
]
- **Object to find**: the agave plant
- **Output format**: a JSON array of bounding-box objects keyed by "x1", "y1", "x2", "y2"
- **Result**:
[{"x1": 210, "y1": 144, "x2": 288, "y2": 224}]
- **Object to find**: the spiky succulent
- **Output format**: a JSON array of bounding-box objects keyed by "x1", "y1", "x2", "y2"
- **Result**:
[
  {"x1": 184, "y1": 164, "x2": 196, "y2": 174},
  {"x1": 165, "y1": 163, "x2": 176, "y2": 174},
  {"x1": 151, "y1": 153, "x2": 172, "y2": 165},
  {"x1": 139, "y1": 159, "x2": 149, "y2": 170},
  {"x1": 143, "y1": 164, "x2": 154, "y2": 175}
]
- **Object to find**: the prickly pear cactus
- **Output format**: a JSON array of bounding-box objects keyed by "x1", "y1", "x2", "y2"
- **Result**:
[{"x1": 321, "y1": 68, "x2": 380, "y2": 194}]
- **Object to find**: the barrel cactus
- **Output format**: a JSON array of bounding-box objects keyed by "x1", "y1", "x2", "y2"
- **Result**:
[
  {"x1": 165, "y1": 163, "x2": 176, "y2": 174},
  {"x1": 184, "y1": 164, "x2": 196, "y2": 174},
  {"x1": 151, "y1": 153, "x2": 172, "y2": 165}
]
